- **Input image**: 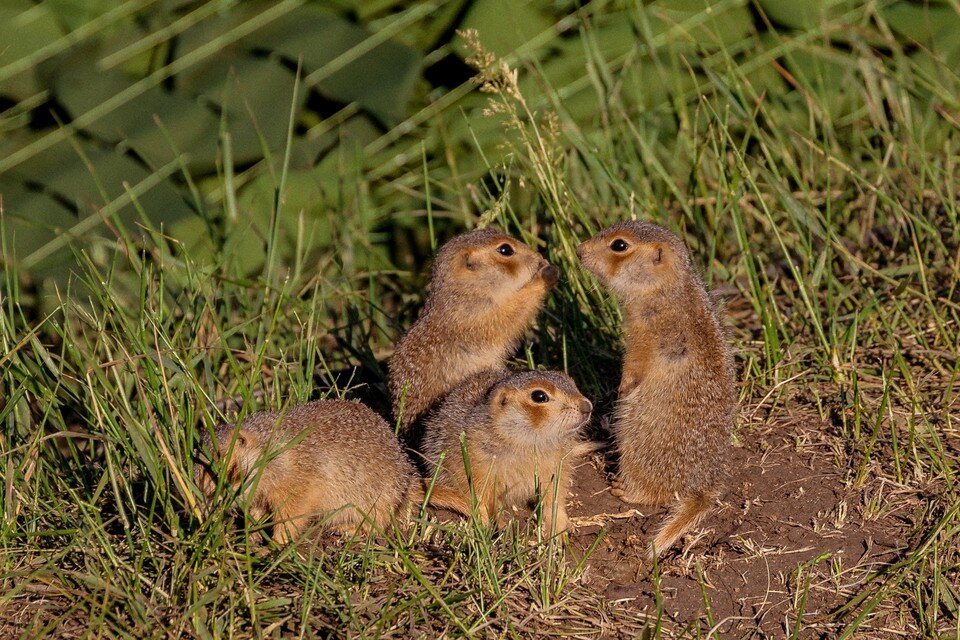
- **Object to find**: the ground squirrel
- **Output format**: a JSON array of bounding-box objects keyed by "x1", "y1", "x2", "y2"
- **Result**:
[
  {"x1": 195, "y1": 399, "x2": 473, "y2": 543},
  {"x1": 577, "y1": 220, "x2": 736, "y2": 557},
  {"x1": 421, "y1": 368, "x2": 595, "y2": 535},
  {"x1": 389, "y1": 228, "x2": 558, "y2": 437}
]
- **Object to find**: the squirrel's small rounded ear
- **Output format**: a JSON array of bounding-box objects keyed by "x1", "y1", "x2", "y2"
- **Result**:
[
  {"x1": 463, "y1": 251, "x2": 478, "y2": 271},
  {"x1": 236, "y1": 429, "x2": 252, "y2": 448},
  {"x1": 490, "y1": 387, "x2": 510, "y2": 409},
  {"x1": 652, "y1": 245, "x2": 663, "y2": 265}
]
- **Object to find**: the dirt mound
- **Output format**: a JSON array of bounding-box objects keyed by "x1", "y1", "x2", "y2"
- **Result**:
[{"x1": 567, "y1": 421, "x2": 912, "y2": 637}]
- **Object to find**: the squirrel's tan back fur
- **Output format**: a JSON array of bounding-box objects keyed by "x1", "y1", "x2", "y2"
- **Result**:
[
  {"x1": 195, "y1": 399, "x2": 472, "y2": 543},
  {"x1": 388, "y1": 228, "x2": 557, "y2": 438},
  {"x1": 577, "y1": 221, "x2": 736, "y2": 557}
]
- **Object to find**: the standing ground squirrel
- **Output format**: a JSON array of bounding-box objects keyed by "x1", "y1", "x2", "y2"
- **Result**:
[
  {"x1": 577, "y1": 220, "x2": 736, "y2": 557},
  {"x1": 421, "y1": 368, "x2": 595, "y2": 535},
  {"x1": 195, "y1": 399, "x2": 473, "y2": 543},
  {"x1": 389, "y1": 228, "x2": 558, "y2": 436}
]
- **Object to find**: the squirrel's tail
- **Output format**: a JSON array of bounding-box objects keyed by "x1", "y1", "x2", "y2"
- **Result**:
[
  {"x1": 650, "y1": 492, "x2": 715, "y2": 558},
  {"x1": 409, "y1": 480, "x2": 483, "y2": 520}
]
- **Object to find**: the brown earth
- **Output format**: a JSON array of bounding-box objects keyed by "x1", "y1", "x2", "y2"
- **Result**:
[{"x1": 564, "y1": 416, "x2": 916, "y2": 638}]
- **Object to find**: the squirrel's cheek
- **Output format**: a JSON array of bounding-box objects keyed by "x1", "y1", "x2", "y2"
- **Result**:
[
  {"x1": 586, "y1": 256, "x2": 614, "y2": 282},
  {"x1": 577, "y1": 256, "x2": 597, "y2": 278},
  {"x1": 522, "y1": 404, "x2": 549, "y2": 427},
  {"x1": 501, "y1": 260, "x2": 521, "y2": 280}
]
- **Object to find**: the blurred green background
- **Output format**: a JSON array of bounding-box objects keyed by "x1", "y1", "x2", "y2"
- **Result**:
[{"x1": 1, "y1": 0, "x2": 958, "y2": 292}]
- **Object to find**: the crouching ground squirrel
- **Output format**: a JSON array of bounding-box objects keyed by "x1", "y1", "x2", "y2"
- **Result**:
[
  {"x1": 389, "y1": 228, "x2": 558, "y2": 438},
  {"x1": 422, "y1": 369, "x2": 596, "y2": 535},
  {"x1": 577, "y1": 221, "x2": 736, "y2": 557},
  {"x1": 195, "y1": 400, "x2": 473, "y2": 543}
]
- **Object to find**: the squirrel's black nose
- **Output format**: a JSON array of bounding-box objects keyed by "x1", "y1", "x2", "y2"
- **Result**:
[
  {"x1": 579, "y1": 398, "x2": 593, "y2": 414},
  {"x1": 575, "y1": 244, "x2": 585, "y2": 260}
]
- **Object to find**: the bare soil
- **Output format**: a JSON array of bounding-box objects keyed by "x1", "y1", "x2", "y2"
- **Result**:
[{"x1": 566, "y1": 415, "x2": 916, "y2": 638}]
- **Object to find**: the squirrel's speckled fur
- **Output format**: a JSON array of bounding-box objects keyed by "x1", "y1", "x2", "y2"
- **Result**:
[
  {"x1": 195, "y1": 400, "x2": 472, "y2": 543},
  {"x1": 389, "y1": 228, "x2": 557, "y2": 439},
  {"x1": 577, "y1": 220, "x2": 736, "y2": 557},
  {"x1": 421, "y1": 368, "x2": 595, "y2": 535}
]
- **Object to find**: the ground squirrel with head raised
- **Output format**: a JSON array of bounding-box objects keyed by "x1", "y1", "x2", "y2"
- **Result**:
[
  {"x1": 577, "y1": 220, "x2": 736, "y2": 557},
  {"x1": 389, "y1": 228, "x2": 558, "y2": 437},
  {"x1": 422, "y1": 368, "x2": 595, "y2": 535},
  {"x1": 195, "y1": 399, "x2": 473, "y2": 543}
]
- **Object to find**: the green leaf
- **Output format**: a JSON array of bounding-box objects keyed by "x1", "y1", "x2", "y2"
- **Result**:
[
  {"x1": 0, "y1": 179, "x2": 79, "y2": 277},
  {"x1": 176, "y1": 54, "x2": 306, "y2": 167},
  {"x1": 225, "y1": 167, "x2": 332, "y2": 277},
  {"x1": 781, "y1": 43, "x2": 863, "y2": 118},
  {"x1": 653, "y1": 0, "x2": 754, "y2": 48},
  {"x1": 0, "y1": 1, "x2": 65, "y2": 99},
  {"x1": 7, "y1": 138, "x2": 194, "y2": 238},
  {"x1": 456, "y1": 0, "x2": 554, "y2": 57},
  {"x1": 880, "y1": 2, "x2": 960, "y2": 45},
  {"x1": 239, "y1": 5, "x2": 422, "y2": 125},
  {"x1": 757, "y1": 0, "x2": 860, "y2": 30},
  {"x1": 44, "y1": 0, "x2": 121, "y2": 32},
  {"x1": 51, "y1": 61, "x2": 222, "y2": 172}
]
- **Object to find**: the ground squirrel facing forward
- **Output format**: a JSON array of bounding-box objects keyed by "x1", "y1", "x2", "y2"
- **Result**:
[
  {"x1": 577, "y1": 221, "x2": 736, "y2": 557},
  {"x1": 195, "y1": 400, "x2": 472, "y2": 543},
  {"x1": 389, "y1": 228, "x2": 558, "y2": 436},
  {"x1": 422, "y1": 368, "x2": 595, "y2": 535}
]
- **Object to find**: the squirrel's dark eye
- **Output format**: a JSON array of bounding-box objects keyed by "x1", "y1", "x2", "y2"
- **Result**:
[
  {"x1": 610, "y1": 239, "x2": 629, "y2": 252},
  {"x1": 531, "y1": 390, "x2": 549, "y2": 403},
  {"x1": 497, "y1": 243, "x2": 515, "y2": 257}
]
